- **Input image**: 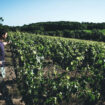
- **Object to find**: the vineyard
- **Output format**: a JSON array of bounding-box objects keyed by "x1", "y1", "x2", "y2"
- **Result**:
[{"x1": 8, "y1": 31, "x2": 105, "y2": 105}]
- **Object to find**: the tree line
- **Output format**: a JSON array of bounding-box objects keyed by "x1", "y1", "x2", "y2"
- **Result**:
[{"x1": 1, "y1": 20, "x2": 105, "y2": 42}]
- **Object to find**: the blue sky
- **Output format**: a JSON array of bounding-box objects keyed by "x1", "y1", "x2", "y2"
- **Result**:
[{"x1": 0, "y1": 0, "x2": 105, "y2": 26}]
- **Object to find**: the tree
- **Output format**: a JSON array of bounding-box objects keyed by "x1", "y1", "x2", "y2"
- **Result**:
[
  {"x1": 0, "y1": 17, "x2": 4, "y2": 25},
  {"x1": 0, "y1": 17, "x2": 4, "y2": 22}
]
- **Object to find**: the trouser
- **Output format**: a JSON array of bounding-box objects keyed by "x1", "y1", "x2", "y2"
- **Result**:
[
  {"x1": 0, "y1": 67, "x2": 5, "y2": 78},
  {"x1": 0, "y1": 61, "x2": 5, "y2": 78}
]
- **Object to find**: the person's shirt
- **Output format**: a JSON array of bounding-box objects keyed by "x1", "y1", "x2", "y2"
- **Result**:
[{"x1": 0, "y1": 41, "x2": 5, "y2": 61}]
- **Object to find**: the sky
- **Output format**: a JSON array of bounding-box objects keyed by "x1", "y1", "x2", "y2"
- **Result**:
[{"x1": 0, "y1": 0, "x2": 105, "y2": 26}]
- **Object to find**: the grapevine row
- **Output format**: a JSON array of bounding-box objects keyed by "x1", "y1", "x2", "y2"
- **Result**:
[{"x1": 8, "y1": 31, "x2": 105, "y2": 105}]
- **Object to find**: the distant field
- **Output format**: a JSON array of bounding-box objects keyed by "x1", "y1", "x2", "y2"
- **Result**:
[
  {"x1": 84, "y1": 29, "x2": 105, "y2": 35},
  {"x1": 99, "y1": 29, "x2": 105, "y2": 35},
  {"x1": 83, "y1": 30, "x2": 92, "y2": 33}
]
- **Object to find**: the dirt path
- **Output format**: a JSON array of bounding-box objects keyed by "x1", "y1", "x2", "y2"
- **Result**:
[{"x1": 0, "y1": 45, "x2": 25, "y2": 105}]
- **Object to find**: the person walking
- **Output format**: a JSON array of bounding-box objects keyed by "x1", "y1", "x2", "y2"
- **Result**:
[{"x1": 0, "y1": 30, "x2": 8, "y2": 80}]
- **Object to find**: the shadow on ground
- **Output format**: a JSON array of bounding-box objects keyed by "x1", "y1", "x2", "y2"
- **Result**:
[{"x1": 0, "y1": 80, "x2": 14, "y2": 105}]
